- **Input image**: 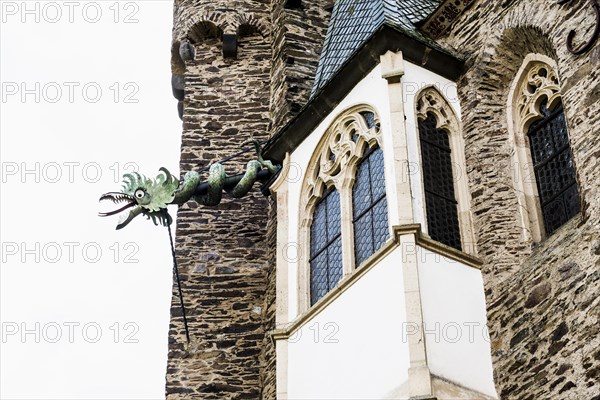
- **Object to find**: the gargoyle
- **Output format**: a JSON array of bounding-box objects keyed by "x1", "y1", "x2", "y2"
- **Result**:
[{"x1": 99, "y1": 140, "x2": 279, "y2": 229}]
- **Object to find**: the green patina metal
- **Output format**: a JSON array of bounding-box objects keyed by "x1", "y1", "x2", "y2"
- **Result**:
[{"x1": 99, "y1": 140, "x2": 279, "y2": 230}]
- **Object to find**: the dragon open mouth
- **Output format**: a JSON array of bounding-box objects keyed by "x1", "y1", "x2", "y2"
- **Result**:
[
  {"x1": 99, "y1": 192, "x2": 147, "y2": 230},
  {"x1": 98, "y1": 192, "x2": 137, "y2": 217}
]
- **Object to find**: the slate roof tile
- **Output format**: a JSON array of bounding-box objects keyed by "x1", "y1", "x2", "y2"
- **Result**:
[{"x1": 312, "y1": 0, "x2": 442, "y2": 95}]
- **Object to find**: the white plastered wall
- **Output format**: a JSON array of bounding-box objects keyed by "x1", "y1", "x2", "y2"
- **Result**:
[
  {"x1": 417, "y1": 247, "x2": 497, "y2": 398},
  {"x1": 286, "y1": 64, "x2": 394, "y2": 321},
  {"x1": 286, "y1": 247, "x2": 410, "y2": 400},
  {"x1": 276, "y1": 58, "x2": 496, "y2": 399},
  {"x1": 286, "y1": 61, "x2": 462, "y2": 319}
]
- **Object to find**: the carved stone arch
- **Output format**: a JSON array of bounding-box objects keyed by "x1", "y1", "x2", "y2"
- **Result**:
[
  {"x1": 415, "y1": 85, "x2": 460, "y2": 134},
  {"x1": 513, "y1": 59, "x2": 561, "y2": 134},
  {"x1": 234, "y1": 13, "x2": 268, "y2": 37},
  {"x1": 300, "y1": 104, "x2": 382, "y2": 213},
  {"x1": 186, "y1": 20, "x2": 224, "y2": 44},
  {"x1": 475, "y1": 1, "x2": 560, "y2": 69},
  {"x1": 414, "y1": 86, "x2": 477, "y2": 253},
  {"x1": 507, "y1": 54, "x2": 567, "y2": 243},
  {"x1": 297, "y1": 104, "x2": 383, "y2": 312},
  {"x1": 455, "y1": 20, "x2": 563, "y2": 274},
  {"x1": 176, "y1": 7, "x2": 227, "y2": 40}
]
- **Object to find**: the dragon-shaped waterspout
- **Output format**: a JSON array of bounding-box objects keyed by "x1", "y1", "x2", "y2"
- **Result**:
[{"x1": 99, "y1": 140, "x2": 279, "y2": 229}]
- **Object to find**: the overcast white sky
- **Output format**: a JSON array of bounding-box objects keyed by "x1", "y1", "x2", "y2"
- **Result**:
[{"x1": 1, "y1": 1, "x2": 182, "y2": 398}]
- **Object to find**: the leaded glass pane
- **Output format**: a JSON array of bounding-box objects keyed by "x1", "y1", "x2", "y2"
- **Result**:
[
  {"x1": 372, "y1": 198, "x2": 389, "y2": 251},
  {"x1": 369, "y1": 146, "x2": 386, "y2": 200},
  {"x1": 419, "y1": 113, "x2": 451, "y2": 148},
  {"x1": 352, "y1": 157, "x2": 372, "y2": 217},
  {"x1": 328, "y1": 237, "x2": 343, "y2": 287},
  {"x1": 424, "y1": 192, "x2": 461, "y2": 250},
  {"x1": 354, "y1": 210, "x2": 374, "y2": 266},
  {"x1": 352, "y1": 146, "x2": 389, "y2": 267},
  {"x1": 310, "y1": 200, "x2": 327, "y2": 255},
  {"x1": 326, "y1": 190, "x2": 341, "y2": 240},
  {"x1": 418, "y1": 112, "x2": 462, "y2": 250},
  {"x1": 310, "y1": 252, "x2": 328, "y2": 306},
  {"x1": 309, "y1": 188, "x2": 343, "y2": 305},
  {"x1": 528, "y1": 100, "x2": 580, "y2": 236},
  {"x1": 360, "y1": 111, "x2": 376, "y2": 129}
]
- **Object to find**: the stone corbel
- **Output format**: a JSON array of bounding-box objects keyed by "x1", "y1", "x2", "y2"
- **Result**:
[
  {"x1": 380, "y1": 50, "x2": 405, "y2": 83},
  {"x1": 171, "y1": 74, "x2": 185, "y2": 120}
]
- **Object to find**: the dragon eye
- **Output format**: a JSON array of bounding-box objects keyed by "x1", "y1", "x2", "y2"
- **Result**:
[{"x1": 134, "y1": 189, "x2": 145, "y2": 199}]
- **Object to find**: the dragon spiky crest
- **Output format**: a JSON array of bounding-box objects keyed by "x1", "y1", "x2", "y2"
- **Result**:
[
  {"x1": 99, "y1": 167, "x2": 180, "y2": 229},
  {"x1": 121, "y1": 168, "x2": 179, "y2": 212},
  {"x1": 99, "y1": 140, "x2": 281, "y2": 230}
]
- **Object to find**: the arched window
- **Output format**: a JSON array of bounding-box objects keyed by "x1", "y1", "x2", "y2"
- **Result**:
[
  {"x1": 353, "y1": 145, "x2": 389, "y2": 266},
  {"x1": 299, "y1": 106, "x2": 389, "y2": 308},
  {"x1": 309, "y1": 188, "x2": 342, "y2": 305},
  {"x1": 527, "y1": 100, "x2": 579, "y2": 235},
  {"x1": 415, "y1": 87, "x2": 474, "y2": 252},
  {"x1": 418, "y1": 112, "x2": 461, "y2": 250},
  {"x1": 508, "y1": 55, "x2": 580, "y2": 241}
]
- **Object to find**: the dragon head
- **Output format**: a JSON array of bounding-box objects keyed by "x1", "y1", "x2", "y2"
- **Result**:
[{"x1": 99, "y1": 167, "x2": 180, "y2": 229}]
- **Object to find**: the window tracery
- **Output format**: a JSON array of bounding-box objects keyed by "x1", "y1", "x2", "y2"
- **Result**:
[
  {"x1": 300, "y1": 105, "x2": 389, "y2": 309},
  {"x1": 415, "y1": 87, "x2": 474, "y2": 252},
  {"x1": 515, "y1": 63, "x2": 562, "y2": 135},
  {"x1": 509, "y1": 57, "x2": 580, "y2": 240}
]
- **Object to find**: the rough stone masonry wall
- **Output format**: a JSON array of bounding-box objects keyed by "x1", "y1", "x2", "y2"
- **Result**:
[
  {"x1": 167, "y1": 0, "x2": 329, "y2": 398},
  {"x1": 166, "y1": 1, "x2": 272, "y2": 399},
  {"x1": 435, "y1": 1, "x2": 600, "y2": 398},
  {"x1": 269, "y1": 0, "x2": 330, "y2": 130},
  {"x1": 258, "y1": 199, "x2": 277, "y2": 400},
  {"x1": 258, "y1": 2, "x2": 330, "y2": 398}
]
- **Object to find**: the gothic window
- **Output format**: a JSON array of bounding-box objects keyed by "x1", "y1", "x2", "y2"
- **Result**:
[
  {"x1": 527, "y1": 100, "x2": 579, "y2": 235},
  {"x1": 352, "y1": 145, "x2": 389, "y2": 266},
  {"x1": 509, "y1": 55, "x2": 580, "y2": 241},
  {"x1": 300, "y1": 106, "x2": 389, "y2": 308},
  {"x1": 418, "y1": 112, "x2": 461, "y2": 250},
  {"x1": 309, "y1": 188, "x2": 343, "y2": 305},
  {"x1": 416, "y1": 87, "x2": 474, "y2": 252}
]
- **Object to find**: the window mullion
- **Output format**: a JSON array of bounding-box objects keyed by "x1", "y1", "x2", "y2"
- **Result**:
[
  {"x1": 339, "y1": 185, "x2": 355, "y2": 275},
  {"x1": 367, "y1": 157, "x2": 376, "y2": 256}
]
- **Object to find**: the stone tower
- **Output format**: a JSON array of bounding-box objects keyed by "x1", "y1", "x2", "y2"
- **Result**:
[
  {"x1": 168, "y1": 0, "x2": 600, "y2": 398},
  {"x1": 167, "y1": 1, "x2": 330, "y2": 398}
]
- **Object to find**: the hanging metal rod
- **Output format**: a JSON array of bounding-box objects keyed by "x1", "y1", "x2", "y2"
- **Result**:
[{"x1": 197, "y1": 140, "x2": 269, "y2": 174}]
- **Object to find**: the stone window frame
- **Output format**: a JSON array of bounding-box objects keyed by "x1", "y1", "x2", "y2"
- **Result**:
[
  {"x1": 507, "y1": 53, "x2": 578, "y2": 243},
  {"x1": 414, "y1": 86, "x2": 477, "y2": 254},
  {"x1": 297, "y1": 104, "x2": 388, "y2": 313}
]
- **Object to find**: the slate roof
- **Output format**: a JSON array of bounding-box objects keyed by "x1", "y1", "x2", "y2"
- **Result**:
[
  {"x1": 262, "y1": 0, "x2": 462, "y2": 164},
  {"x1": 312, "y1": 0, "x2": 442, "y2": 95}
]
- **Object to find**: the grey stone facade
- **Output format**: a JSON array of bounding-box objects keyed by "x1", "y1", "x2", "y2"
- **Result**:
[
  {"x1": 167, "y1": 1, "x2": 328, "y2": 398},
  {"x1": 168, "y1": 0, "x2": 600, "y2": 398},
  {"x1": 435, "y1": 1, "x2": 600, "y2": 398}
]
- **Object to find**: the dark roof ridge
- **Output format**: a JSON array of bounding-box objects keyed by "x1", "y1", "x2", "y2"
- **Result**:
[
  {"x1": 312, "y1": 0, "x2": 444, "y2": 94},
  {"x1": 263, "y1": 23, "x2": 463, "y2": 164}
]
